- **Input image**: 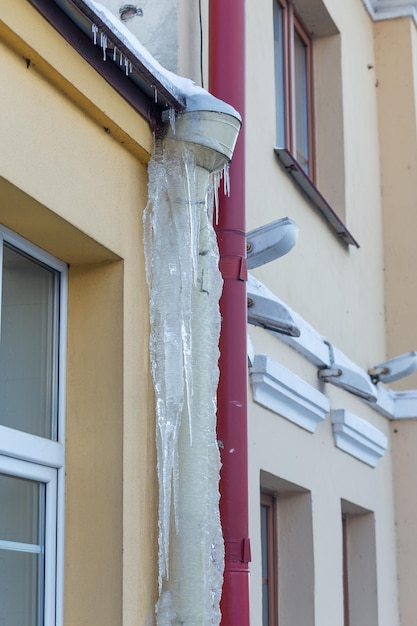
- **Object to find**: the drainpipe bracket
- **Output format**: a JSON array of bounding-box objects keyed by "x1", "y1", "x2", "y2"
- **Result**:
[
  {"x1": 224, "y1": 537, "x2": 252, "y2": 563},
  {"x1": 219, "y1": 256, "x2": 248, "y2": 281}
]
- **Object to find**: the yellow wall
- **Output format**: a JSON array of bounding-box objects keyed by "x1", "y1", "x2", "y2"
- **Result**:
[
  {"x1": 0, "y1": 2, "x2": 157, "y2": 624},
  {"x1": 376, "y1": 17, "x2": 417, "y2": 624},
  {"x1": 375, "y1": 17, "x2": 417, "y2": 387}
]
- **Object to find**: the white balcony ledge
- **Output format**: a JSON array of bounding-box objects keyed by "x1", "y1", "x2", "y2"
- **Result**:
[
  {"x1": 250, "y1": 355, "x2": 329, "y2": 433},
  {"x1": 331, "y1": 409, "x2": 388, "y2": 467}
]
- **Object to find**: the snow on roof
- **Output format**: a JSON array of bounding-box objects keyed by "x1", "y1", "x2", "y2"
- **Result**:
[{"x1": 86, "y1": 0, "x2": 241, "y2": 120}]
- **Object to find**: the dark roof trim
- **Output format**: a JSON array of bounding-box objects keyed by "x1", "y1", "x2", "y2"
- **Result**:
[
  {"x1": 274, "y1": 148, "x2": 359, "y2": 248},
  {"x1": 27, "y1": 0, "x2": 184, "y2": 124}
]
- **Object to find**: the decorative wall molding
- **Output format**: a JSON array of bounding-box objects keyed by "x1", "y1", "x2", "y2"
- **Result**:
[
  {"x1": 361, "y1": 0, "x2": 417, "y2": 24},
  {"x1": 331, "y1": 409, "x2": 388, "y2": 467},
  {"x1": 250, "y1": 355, "x2": 329, "y2": 433}
]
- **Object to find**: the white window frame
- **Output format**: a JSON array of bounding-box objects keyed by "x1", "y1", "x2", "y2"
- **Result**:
[{"x1": 0, "y1": 224, "x2": 67, "y2": 626}]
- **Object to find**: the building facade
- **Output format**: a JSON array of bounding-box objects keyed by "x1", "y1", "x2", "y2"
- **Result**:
[
  {"x1": 245, "y1": 1, "x2": 417, "y2": 625},
  {"x1": 2, "y1": 0, "x2": 417, "y2": 625}
]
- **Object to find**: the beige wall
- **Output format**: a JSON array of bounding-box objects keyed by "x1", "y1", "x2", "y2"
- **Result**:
[
  {"x1": 375, "y1": 17, "x2": 417, "y2": 388},
  {"x1": 375, "y1": 18, "x2": 417, "y2": 624},
  {"x1": 390, "y1": 419, "x2": 417, "y2": 626},
  {"x1": 0, "y1": 2, "x2": 157, "y2": 624}
]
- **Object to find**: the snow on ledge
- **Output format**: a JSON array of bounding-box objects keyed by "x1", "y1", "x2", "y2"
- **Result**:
[
  {"x1": 247, "y1": 275, "x2": 329, "y2": 367},
  {"x1": 247, "y1": 274, "x2": 417, "y2": 420},
  {"x1": 85, "y1": 1, "x2": 241, "y2": 119},
  {"x1": 331, "y1": 409, "x2": 388, "y2": 467}
]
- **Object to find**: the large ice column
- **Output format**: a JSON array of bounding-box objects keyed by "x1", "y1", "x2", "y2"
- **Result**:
[{"x1": 144, "y1": 139, "x2": 227, "y2": 625}]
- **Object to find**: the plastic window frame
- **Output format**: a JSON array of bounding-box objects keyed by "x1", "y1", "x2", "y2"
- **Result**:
[{"x1": 0, "y1": 225, "x2": 67, "y2": 626}]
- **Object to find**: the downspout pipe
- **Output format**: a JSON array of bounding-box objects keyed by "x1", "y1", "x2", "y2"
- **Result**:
[{"x1": 209, "y1": 2, "x2": 251, "y2": 625}]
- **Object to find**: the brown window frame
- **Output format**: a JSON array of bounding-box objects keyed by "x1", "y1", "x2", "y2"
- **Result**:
[
  {"x1": 274, "y1": 0, "x2": 315, "y2": 181},
  {"x1": 261, "y1": 491, "x2": 278, "y2": 626},
  {"x1": 342, "y1": 515, "x2": 350, "y2": 626}
]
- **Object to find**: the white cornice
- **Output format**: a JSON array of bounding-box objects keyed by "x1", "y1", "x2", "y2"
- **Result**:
[
  {"x1": 331, "y1": 409, "x2": 388, "y2": 467},
  {"x1": 362, "y1": 0, "x2": 417, "y2": 24},
  {"x1": 250, "y1": 355, "x2": 329, "y2": 433}
]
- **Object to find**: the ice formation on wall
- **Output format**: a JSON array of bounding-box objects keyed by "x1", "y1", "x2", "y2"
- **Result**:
[{"x1": 144, "y1": 139, "x2": 226, "y2": 625}]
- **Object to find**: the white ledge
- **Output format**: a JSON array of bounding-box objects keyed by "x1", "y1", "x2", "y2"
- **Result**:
[
  {"x1": 362, "y1": 0, "x2": 417, "y2": 24},
  {"x1": 250, "y1": 355, "x2": 329, "y2": 433},
  {"x1": 247, "y1": 275, "x2": 417, "y2": 420},
  {"x1": 331, "y1": 409, "x2": 388, "y2": 467},
  {"x1": 248, "y1": 275, "x2": 329, "y2": 367},
  {"x1": 391, "y1": 390, "x2": 417, "y2": 419}
]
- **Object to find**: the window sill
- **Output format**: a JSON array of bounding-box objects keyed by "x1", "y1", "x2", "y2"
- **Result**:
[{"x1": 274, "y1": 148, "x2": 359, "y2": 248}]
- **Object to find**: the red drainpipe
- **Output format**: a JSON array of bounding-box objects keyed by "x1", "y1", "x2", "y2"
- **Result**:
[{"x1": 209, "y1": 2, "x2": 250, "y2": 625}]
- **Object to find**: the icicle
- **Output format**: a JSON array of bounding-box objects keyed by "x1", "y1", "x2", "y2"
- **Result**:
[
  {"x1": 211, "y1": 169, "x2": 221, "y2": 225},
  {"x1": 223, "y1": 163, "x2": 230, "y2": 197},
  {"x1": 113, "y1": 46, "x2": 117, "y2": 62},
  {"x1": 124, "y1": 57, "x2": 130, "y2": 75},
  {"x1": 91, "y1": 23, "x2": 98, "y2": 45},
  {"x1": 100, "y1": 32, "x2": 108, "y2": 61},
  {"x1": 168, "y1": 108, "x2": 176, "y2": 134},
  {"x1": 154, "y1": 86, "x2": 158, "y2": 103},
  {"x1": 119, "y1": 52, "x2": 123, "y2": 66}
]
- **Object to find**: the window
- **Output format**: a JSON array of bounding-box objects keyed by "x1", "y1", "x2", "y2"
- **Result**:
[
  {"x1": 274, "y1": 0, "x2": 314, "y2": 178},
  {"x1": 260, "y1": 473, "x2": 314, "y2": 625},
  {"x1": 0, "y1": 226, "x2": 67, "y2": 626},
  {"x1": 261, "y1": 492, "x2": 278, "y2": 626},
  {"x1": 341, "y1": 501, "x2": 378, "y2": 626}
]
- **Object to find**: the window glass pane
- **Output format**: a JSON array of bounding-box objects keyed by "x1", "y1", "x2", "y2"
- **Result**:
[
  {"x1": 0, "y1": 551, "x2": 41, "y2": 626},
  {"x1": 0, "y1": 245, "x2": 58, "y2": 439},
  {"x1": 293, "y1": 30, "x2": 310, "y2": 174},
  {"x1": 0, "y1": 474, "x2": 40, "y2": 544},
  {"x1": 274, "y1": 0, "x2": 286, "y2": 148},
  {"x1": 0, "y1": 474, "x2": 45, "y2": 626}
]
